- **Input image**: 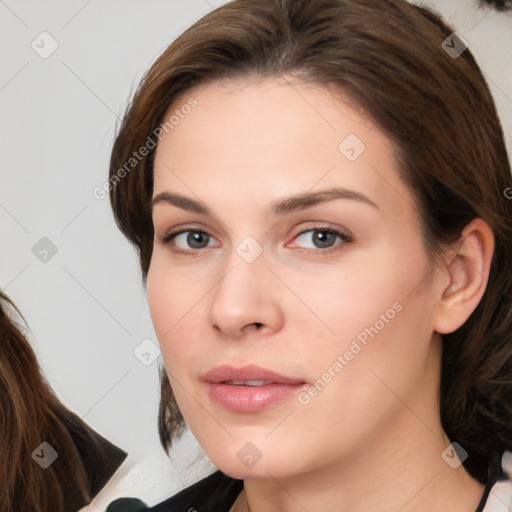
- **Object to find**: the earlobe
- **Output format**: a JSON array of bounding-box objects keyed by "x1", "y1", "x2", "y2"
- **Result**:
[{"x1": 434, "y1": 218, "x2": 494, "y2": 334}]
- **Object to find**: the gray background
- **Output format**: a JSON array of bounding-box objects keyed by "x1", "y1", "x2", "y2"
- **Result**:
[{"x1": 1, "y1": 0, "x2": 511, "y2": 505}]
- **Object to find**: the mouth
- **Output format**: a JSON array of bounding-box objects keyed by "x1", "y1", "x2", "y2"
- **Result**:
[
  {"x1": 222, "y1": 380, "x2": 283, "y2": 386},
  {"x1": 202, "y1": 365, "x2": 307, "y2": 412}
]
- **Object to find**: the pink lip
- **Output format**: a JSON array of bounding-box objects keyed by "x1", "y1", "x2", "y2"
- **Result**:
[{"x1": 202, "y1": 365, "x2": 307, "y2": 412}]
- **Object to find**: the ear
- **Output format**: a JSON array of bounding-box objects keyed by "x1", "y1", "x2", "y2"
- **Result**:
[{"x1": 433, "y1": 218, "x2": 495, "y2": 334}]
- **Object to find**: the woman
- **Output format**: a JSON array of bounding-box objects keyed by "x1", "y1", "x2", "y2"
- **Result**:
[
  {"x1": 0, "y1": 291, "x2": 127, "y2": 511},
  {"x1": 107, "y1": 0, "x2": 512, "y2": 510}
]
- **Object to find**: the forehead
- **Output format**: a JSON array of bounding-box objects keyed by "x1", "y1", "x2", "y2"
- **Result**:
[
  {"x1": 152, "y1": 76, "x2": 415, "y2": 221},
  {"x1": 156, "y1": 75, "x2": 378, "y2": 157}
]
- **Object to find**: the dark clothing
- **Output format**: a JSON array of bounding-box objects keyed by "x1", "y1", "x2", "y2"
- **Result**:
[{"x1": 61, "y1": 407, "x2": 127, "y2": 511}]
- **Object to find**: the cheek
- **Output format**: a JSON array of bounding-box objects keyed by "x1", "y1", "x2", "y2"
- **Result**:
[
  {"x1": 286, "y1": 241, "x2": 435, "y2": 393},
  {"x1": 147, "y1": 263, "x2": 171, "y2": 337},
  {"x1": 146, "y1": 256, "x2": 213, "y2": 374},
  {"x1": 147, "y1": 251, "x2": 199, "y2": 327},
  {"x1": 146, "y1": 260, "x2": 186, "y2": 358},
  {"x1": 338, "y1": 253, "x2": 434, "y2": 386},
  {"x1": 285, "y1": 246, "x2": 420, "y2": 342}
]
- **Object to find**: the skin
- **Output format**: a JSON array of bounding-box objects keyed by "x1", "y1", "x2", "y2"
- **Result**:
[{"x1": 147, "y1": 76, "x2": 494, "y2": 512}]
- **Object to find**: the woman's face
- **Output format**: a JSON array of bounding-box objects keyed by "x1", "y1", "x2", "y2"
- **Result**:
[{"x1": 148, "y1": 76, "x2": 446, "y2": 479}]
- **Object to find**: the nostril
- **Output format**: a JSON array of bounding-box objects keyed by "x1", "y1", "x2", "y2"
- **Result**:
[{"x1": 242, "y1": 322, "x2": 264, "y2": 333}]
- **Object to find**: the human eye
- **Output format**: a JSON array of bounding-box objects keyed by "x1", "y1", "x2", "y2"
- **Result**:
[
  {"x1": 159, "y1": 226, "x2": 220, "y2": 255},
  {"x1": 288, "y1": 224, "x2": 353, "y2": 254}
]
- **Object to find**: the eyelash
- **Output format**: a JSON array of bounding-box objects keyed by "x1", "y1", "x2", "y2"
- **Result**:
[{"x1": 159, "y1": 224, "x2": 353, "y2": 256}]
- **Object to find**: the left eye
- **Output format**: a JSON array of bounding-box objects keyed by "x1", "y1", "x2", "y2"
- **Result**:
[{"x1": 290, "y1": 228, "x2": 352, "y2": 251}]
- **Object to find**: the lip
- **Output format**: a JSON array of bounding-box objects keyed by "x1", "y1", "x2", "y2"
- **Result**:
[
  {"x1": 202, "y1": 364, "x2": 306, "y2": 385},
  {"x1": 202, "y1": 365, "x2": 307, "y2": 412}
]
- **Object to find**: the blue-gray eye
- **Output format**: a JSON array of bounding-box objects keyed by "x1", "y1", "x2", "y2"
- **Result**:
[
  {"x1": 293, "y1": 229, "x2": 352, "y2": 250},
  {"x1": 163, "y1": 230, "x2": 215, "y2": 249}
]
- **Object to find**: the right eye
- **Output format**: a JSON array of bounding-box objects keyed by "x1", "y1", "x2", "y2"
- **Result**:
[{"x1": 160, "y1": 229, "x2": 220, "y2": 254}]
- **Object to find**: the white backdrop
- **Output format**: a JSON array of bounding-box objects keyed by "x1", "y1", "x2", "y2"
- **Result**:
[{"x1": 1, "y1": 0, "x2": 511, "y2": 505}]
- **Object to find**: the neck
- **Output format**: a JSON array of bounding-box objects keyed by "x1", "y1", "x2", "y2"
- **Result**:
[{"x1": 231, "y1": 405, "x2": 484, "y2": 512}]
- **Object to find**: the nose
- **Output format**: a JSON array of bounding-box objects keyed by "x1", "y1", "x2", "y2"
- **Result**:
[{"x1": 206, "y1": 250, "x2": 284, "y2": 339}]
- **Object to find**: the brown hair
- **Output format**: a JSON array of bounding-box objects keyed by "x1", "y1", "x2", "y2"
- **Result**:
[
  {"x1": 0, "y1": 293, "x2": 126, "y2": 511},
  {"x1": 109, "y1": 0, "x2": 512, "y2": 483}
]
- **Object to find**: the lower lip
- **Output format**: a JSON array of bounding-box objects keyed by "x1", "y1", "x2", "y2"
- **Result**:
[{"x1": 206, "y1": 382, "x2": 306, "y2": 412}]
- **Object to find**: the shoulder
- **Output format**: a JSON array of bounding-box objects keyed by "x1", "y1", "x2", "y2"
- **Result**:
[
  {"x1": 65, "y1": 412, "x2": 128, "y2": 493},
  {"x1": 58, "y1": 406, "x2": 127, "y2": 510}
]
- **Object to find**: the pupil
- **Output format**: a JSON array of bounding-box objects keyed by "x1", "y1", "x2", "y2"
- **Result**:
[
  {"x1": 314, "y1": 230, "x2": 334, "y2": 248},
  {"x1": 188, "y1": 231, "x2": 208, "y2": 248}
]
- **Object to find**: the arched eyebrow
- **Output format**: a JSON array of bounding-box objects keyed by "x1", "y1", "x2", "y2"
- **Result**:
[
  {"x1": 268, "y1": 187, "x2": 379, "y2": 215},
  {"x1": 149, "y1": 187, "x2": 379, "y2": 216}
]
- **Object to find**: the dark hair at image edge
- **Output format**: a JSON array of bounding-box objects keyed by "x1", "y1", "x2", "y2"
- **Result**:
[
  {"x1": 0, "y1": 292, "x2": 127, "y2": 511},
  {"x1": 109, "y1": 0, "x2": 512, "y2": 483},
  {"x1": 481, "y1": 0, "x2": 512, "y2": 10}
]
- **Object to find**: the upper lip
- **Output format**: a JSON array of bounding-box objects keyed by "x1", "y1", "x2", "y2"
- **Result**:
[{"x1": 202, "y1": 364, "x2": 306, "y2": 385}]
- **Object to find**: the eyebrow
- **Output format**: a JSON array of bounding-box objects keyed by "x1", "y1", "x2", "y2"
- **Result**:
[{"x1": 149, "y1": 186, "x2": 379, "y2": 217}]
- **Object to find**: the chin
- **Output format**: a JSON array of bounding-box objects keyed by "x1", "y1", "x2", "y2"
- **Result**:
[
  {"x1": 214, "y1": 460, "x2": 279, "y2": 480},
  {"x1": 207, "y1": 443, "x2": 303, "y2": 481}
]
